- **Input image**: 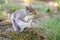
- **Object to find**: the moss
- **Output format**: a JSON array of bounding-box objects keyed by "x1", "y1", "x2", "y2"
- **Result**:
[{"x1": 0, "y1": 28, "x2": 47, "y2": 40}]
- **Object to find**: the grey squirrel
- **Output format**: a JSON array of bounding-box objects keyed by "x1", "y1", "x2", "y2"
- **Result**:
[{"x1": 11, "y1": 6, "x2": 36, "y2": 32}]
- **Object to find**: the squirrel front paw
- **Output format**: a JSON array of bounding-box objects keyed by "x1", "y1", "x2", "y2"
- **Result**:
[{"x1": 20, "y1": 28, "x2": 24, "y2": 32}]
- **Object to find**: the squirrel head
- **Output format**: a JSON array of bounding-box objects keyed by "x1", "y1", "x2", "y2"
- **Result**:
[{"x1": 26, "y1": 6, "x2": 36, "y2": 15}]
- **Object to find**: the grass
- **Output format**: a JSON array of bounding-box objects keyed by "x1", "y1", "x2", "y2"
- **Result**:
[
  {"x1": 0, "y1": 11, "x2": 6, "y2": 20},
  {"x1": 0, "y1": 2, "x2": 51, "y2": 13},
  {"x1": 0, "y1": 3, "x2": 24, "y2": 20},
  {"x1": 0, "y1": 11, "x2": 3, "y2": 16},
  {"x1": 33, "y1": 2, "x2": 60, "y2": 40},
  {"x1": 0, "y1": 3, "x2": 24, "y2": 13},
  {"x1": 56, "y1": 0, "x2": 60, "y2": 11},
  {"x1": 36, "y1": 16, "x2": 60, "y2": 40},
  {"x1": 33, "y1": 2, "x2": 51, "y2": 13},
  {"x1": 0, "y1": 0, "x2": 5, "y2": 4}
]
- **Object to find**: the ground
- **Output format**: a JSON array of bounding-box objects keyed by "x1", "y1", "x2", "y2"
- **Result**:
[
  {"x1": 0, "y1": 20, "x2": 48, "y2": 40},
  {"x1": 0, "y1": 0, "x2": 60, "y2": 40}
]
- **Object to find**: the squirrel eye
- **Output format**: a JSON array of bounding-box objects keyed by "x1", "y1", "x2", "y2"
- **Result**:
[{"x1": 30, "y1": 10, "x2": 33, "y2": 12}]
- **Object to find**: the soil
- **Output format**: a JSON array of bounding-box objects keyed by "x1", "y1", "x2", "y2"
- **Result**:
[{"x1": 0, "y1": 20, "x2": 48, "y2": 40}]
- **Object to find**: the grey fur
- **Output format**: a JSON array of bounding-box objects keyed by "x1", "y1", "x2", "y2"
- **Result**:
[{"x1": 11, "y1": 9, "x2": 34, "y2": 32}]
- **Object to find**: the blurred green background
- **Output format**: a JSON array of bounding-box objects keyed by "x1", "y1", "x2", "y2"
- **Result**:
[{"x1": 0, "y1": 0, "x2": 60, "y2": 40}]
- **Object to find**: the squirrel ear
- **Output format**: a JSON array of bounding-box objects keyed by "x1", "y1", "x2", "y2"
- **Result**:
[{"x1": 26, "y1": 6, "x2": 30, "y2": 11}]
